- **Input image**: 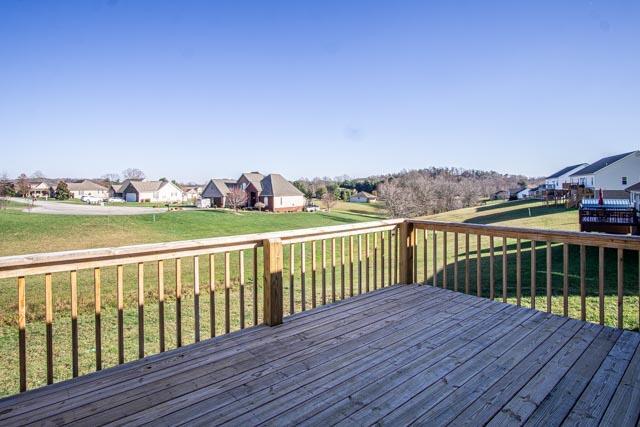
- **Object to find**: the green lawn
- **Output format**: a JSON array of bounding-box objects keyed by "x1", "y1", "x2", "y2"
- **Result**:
[{"x1": 0, "y1": 198, "x2": 637, "y2": 396}]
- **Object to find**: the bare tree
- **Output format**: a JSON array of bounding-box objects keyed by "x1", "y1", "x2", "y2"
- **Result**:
[
  {"x1": 321, "y1": 191, "x2": 337, "y2": 211},
  {"x1": 16, "y1": 173, "x2": 30, "y2": 197},
  {"x1": 102, "y1": 173, "x2": 120, "y2": 183},
  {"x1": 31, "y1": 170, "x2": 46, "y2": 179},
  {"x1": 226, "y1": 187, "x2": 247, "y2": 211},
  {"x1": 122, "y1": 168, "x2": 145, "y2": 180}
]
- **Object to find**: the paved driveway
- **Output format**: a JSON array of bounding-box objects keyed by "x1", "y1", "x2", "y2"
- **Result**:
[{"x1": 8, "y1": 198, "x2": 167, "y2": 216}]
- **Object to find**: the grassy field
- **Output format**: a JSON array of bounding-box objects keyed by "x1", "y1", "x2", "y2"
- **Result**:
[{"x1": 0, "y1": 198, "x2": 637, "y2": 396}]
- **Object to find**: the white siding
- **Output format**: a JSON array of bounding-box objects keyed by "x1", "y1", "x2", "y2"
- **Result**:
[{"x1": 273, "y1": 195, "x2": 304, "y2": 209}]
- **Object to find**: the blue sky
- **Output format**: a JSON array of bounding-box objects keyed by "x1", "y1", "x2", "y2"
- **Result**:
[{"x1": 1, "y1": 1, "x2": 639, "y2": 182}]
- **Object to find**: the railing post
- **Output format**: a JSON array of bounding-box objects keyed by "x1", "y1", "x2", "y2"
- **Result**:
[
  {"x1": 263, "y1": 238, "x2": 284, "y2": 326},
  {"x1": 399, "y1": 220, "x2": 415, "y2": 284}
]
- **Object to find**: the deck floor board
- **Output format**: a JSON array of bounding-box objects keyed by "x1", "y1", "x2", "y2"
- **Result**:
[{"x1": 0, "y1": 284, "x2": 637, "y2": 427}]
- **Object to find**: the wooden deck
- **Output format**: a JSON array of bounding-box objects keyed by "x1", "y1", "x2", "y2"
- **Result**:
[{"x1": 0, "y1": 284, "x2": 638, "y2": 426}]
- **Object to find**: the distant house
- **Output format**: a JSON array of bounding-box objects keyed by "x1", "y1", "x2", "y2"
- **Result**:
[
  {"x1": 121, "y1": 180, "x2": 184, "y2": 203},
  {"x1": 202, "y1": 172, "x2": 304, "y2": 212},
  {"x1": 544, "y1": 164, "x2": 588, "y2": 190},
  {"x1": 350, "y1": 191, "x2": 377, "y2": 203},
  {"x1": 181, "y1": 185, "x2": 202, "y2": 202},
  {"x1": 514, "y1": 188, "x2": 533, "y2": 200},
  {"x1": 26, "y1": 180, "x2": 55, "y2": 198},
  {"x1": 491, "y1": 190, "x2": 509, "y2": 200},
  {"x1": 108, "y1": 180, "x2": 134, "y2": 199},
  {"x1": 626, "y1": 182, "x2": 640, "y2": 210},
  {"x1": 66, "y1": 180, "x2": 109, "y2": 200},
  {"x1": 570, "y1": 151, "x2": 640, "y2": 198},
  {"x1": 237, "y1": 172, "x2": 264, "y2": 208},
  {"x1": 259, "y1": 174, "x2": 305, "y2": 212},
  {"x1": 202, "y1": 179, "x2": 232, "y2": 207}
]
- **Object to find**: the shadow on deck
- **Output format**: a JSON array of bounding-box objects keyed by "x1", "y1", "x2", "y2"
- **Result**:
[{"x1": 0, "y1": 285, "x2": 638, "y2": 426}]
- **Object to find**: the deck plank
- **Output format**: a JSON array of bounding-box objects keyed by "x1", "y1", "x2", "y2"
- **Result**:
[
  {"x1": 562, "y1": 330, "x2": 640, "y2": 426},
  {"x1": 522, "y1": 326, "x2": 622, "y2": 427},
  {"x1": 451, "y1": 322, "x2": 602, "y2": 426},
  {"x1": 0, "y1": 284, "x2": 636, "y2": 427}
]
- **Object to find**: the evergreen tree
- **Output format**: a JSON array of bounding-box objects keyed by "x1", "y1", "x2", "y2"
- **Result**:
[{"x1": 56, "y1": 181, "x2": 70, "y2": 200}]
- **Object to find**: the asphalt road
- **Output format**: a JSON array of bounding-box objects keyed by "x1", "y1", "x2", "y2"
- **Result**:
[{"x1": 8, "y1": 198, "x2": 167, "y2": 215}]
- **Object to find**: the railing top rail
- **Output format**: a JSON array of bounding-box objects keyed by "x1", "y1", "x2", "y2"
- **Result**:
[
  {"x1": 409, "y1": 219, "x2": 640, "y2": 250},
  {"x1": 0, "y1": 219, "x2": 403, "y2": 279}
]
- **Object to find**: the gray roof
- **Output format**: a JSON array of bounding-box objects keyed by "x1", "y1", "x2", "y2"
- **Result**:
[
  {"x1": 547, "y1": 164, "x2": 588, "y2": 179},
  {"x1": 570, "y1": 152, "x2": 636, "y2": 176},
  {"x1": 66, "y1": 180, "x2": 108, "y2": 191},
  {"x1": 203, "y1": 179, "x2": 231, "y2": 198},
  {"x1": 625, "y1": 182, "x2": 640, "y2": 192},
  {"x1": 260, "y1": 174, "x2": 303, "y2": 197},
  {"x1": 353, "y1": 191, "x2": 376, "y2": 198},
  {"x1": 125, "y1": 180, "x2": 166, "y2": 193},
  {"x1": 240, "y1": 172, "x2": 264, "y2": 192}
]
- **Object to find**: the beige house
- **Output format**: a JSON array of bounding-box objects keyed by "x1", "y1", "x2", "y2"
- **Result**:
[
  {"x1": 202, "y1": 179, "x2": 232, "y2": 207},
  {"x1": 121, "y1": 180, "x2": 184, "y2": 203},
  {"x1": 570, "y1": 151, "x2": 640, "y2": 198},
  {"x1": 259, "y1": 174, "x2": 305, "y2": 212},
  {"x1": 350, "y1": 191, "x2": 377, "y2": 203},
  {"x1": 66, "y1": 180, "x2": 109, "y2": 200}
]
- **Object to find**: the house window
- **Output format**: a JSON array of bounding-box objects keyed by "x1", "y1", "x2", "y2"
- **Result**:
[{"x1": 622, "y1": 177, "x2": 627, "y2": 185}]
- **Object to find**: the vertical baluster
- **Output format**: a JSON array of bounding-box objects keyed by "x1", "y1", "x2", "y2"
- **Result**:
[
  {"x1": 224, "y1": 252, "x2": 230, "y2": 333},
  {"x1": 209, "y1": 254, "x2": 216, "y2": 337},
  {"x1": 637, "y1": 251, "x2": 639, "y2": 330},
  {"x1": 176, "y1": 258, "x2": 182, "y2": 347},
  {"x1": 71, "y1": 270, "x2": 79, "y2": 375},
  {"x1": 547, "y1": 241, "x2": 552, "y2": 314},
  {"x1": 289, "y1": 244, "x2": 295, "y2": 315},
  {"x1": 341, "y1": 237, "x2": 346, "y2": 296},
  {"x1": 350, "y1": 236, "x2": 355, "y2": 297},
  {"x1": 465, "y1": 233, "x2": 470, "y2": 294},
  {"x1": 312, "y1": 241, "x2": 317, "y2": 307},
  {"x1": 115, "y1": 266, "x2": 124, "y2": 362},
  {"x1": 489, "y1": 236, "x2": 495, "y2": 300},
  {"x1": 253, "y1": 247, "x2": 258, "y2": 326},
  {"x1": 476, "y1": 234, "x2": 482, "y2": 297},
  {"x1": 94, "y1": 267, "x2": 102, "y2": 370},
  {"x1": 454, "y1": 233, "x2": 459, "y2": 292},
  {"x1": 395, "y1": 229, "x2": 400, "y2": 283},
  {"x1": 18, "y1": 276, "x2": 26, "y2": 392},
  {"x1": 331, "y1": 238, "x2": 336, "y2": 301},
  {"x1": 563, "y1": 243, "x2": 569, "y2": 317},
  {"x1": 423, "y1": 229, "x2": 428, "y2": 285},
  {"x1": 531, "y1": 241, "x2": 537, "y2": 310},
  {"x1": 365, "y1": 234, "x2": 370, "y2": 293},
  {"x1": 617, "y1": 248, "x2": 624, "y2": 329},
  {"x1": 322, "y1": 239, "x2": 327, "y2": 304},
  {"x1": 411, "y1": 227, "x2": 418, "y2": 283},
  {"x1": 599, "y1": 247, "x2": 604, "y2": 325},
  {"x1": 358, "y1": 235, "x2": 363, "y2": 294},
  {"x1": 301, "y1": 243, "x2": 306, "y2": 311},
  {"x1": 158, "y1": 260, "x2": 165, "y2": 352},
  {"x1": 380, "y1": 232, "x2": 385, "y2": 288},
  {"x1": 442, "y1": 231, "x2": 448, "y2": 289},
  {"x1": 388, "y1": 230, "x2": 393, "y2": 286},
  {"x1": 373, "y1": 234, "x2": 378, "y2": 290},
  {"x1": 580, "y1": 245, "x2": 585, "y2": 321},
  {"x1": 45, "y1": 273, "x2": 53, "y2": 385},
  {"x1": 516, "y1": 238, "x2": 521, "y2": 306},
  {"x1": 432, "y1": 230, "x2": 438, "y2": 287},
  {"x1": 239, "y1": 251, "x2": 245, "y2": 329},
  {"x1": 194, "y1": 256, "x2": 201, "y2": 340},
  {"x1": 502, "y1": 237, "x2": 507, "y2": 302},
  {"x1": 138, "y1": 262, "x2": 144, "y2": 359}
]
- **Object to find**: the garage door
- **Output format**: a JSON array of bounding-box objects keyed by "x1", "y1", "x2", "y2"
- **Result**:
[{"x1": 125, "y1": 192, "x2": 137, "y2": 202}]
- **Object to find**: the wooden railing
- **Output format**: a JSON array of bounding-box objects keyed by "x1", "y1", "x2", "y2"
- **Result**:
[
  {"x1": 0, "y1": 219, "x2": 403, "y2": 393},
  {"x1": 404, "y1": 220, "x2": 640, "y2": 330},
  {"x1": 0, "y1": 218, "x2": 639, "y2": 394}
]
